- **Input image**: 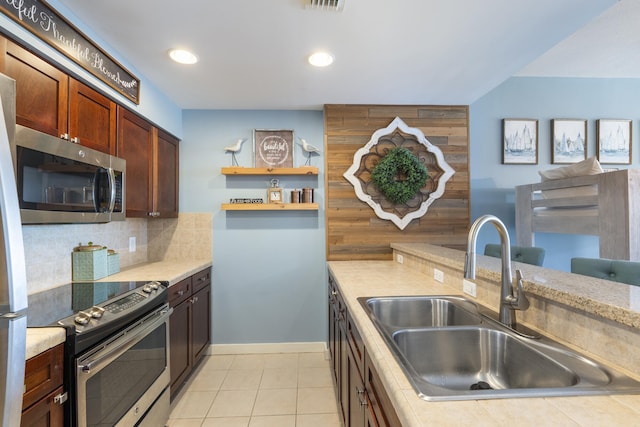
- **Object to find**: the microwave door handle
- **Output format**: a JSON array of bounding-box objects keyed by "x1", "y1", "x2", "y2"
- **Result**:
[
  {"x1": 107, "y1": 168, "x2": 116, "y2": 213},
  {"x1": 92, "y1": 170, "x2": 100, "y2": 212}
]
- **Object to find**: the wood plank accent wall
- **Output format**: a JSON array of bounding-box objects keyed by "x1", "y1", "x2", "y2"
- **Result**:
[{"x1": 325, "y1": 104, "x2": 470, "y2": 261}]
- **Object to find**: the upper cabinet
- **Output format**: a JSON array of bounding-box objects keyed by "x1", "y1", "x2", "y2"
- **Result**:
[
  {"x1": 117, "y1": 107, "x2": 179, "y2": 218},
  {"x1": 0, "y1": 36, "x2": 68, "y2": 137},
  {"x1": 68, "y1": 78, "x2": 117, "y2": 155},
  {"x1": 0, "y1": 36, "x2": 117, "y2": 155},
  {"x1": 155, "y1": 128, "x2": 179, "y2": 217}
]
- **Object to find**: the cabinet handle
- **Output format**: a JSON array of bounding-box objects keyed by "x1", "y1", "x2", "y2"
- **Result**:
[
  {"x1": 190, "y1": 296, "x2": 199, "y2": 303},
  {"x1": 331, "y1": 290, "x2": 337, "y2": 296},
  {"x1": 54, "y1": 392, "x2": 68, "y2": 405},
  {"x1": 177, "y1": 290, "x2": 185, "y2": 296},
  {"x1": 356, "y1": 387, "x2": 368, "y2": 406},
  {"x1": 71, "y1": 136, "x2": 79, "y2": 144},
  {"x1": 60, "y1": 133, "x2": 69, "y2": 140}
]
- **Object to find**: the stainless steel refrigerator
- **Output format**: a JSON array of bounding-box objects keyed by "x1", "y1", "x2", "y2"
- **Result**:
[{"x1": 0, "y1": 73, "x2": 28, "y2": 426}]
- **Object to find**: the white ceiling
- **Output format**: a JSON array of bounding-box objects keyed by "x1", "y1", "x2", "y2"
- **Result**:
[{"x1": 55, "y1": 0, "x2": 631, "y2": 110}]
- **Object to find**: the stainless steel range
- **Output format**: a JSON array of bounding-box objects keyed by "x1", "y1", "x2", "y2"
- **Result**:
[{"x1": 27, "y1": 280, "x2": 172, "y2": 427}]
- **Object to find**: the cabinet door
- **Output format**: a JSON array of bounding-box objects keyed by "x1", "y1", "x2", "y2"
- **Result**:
[
  {"x1": 117, "y1": 107, "x2": 153, "y2": 217},
  {"x1": 20, "y1": 385, "x2": 64, "y2": 427},
  {"x1": 154, "y1": 129, "x2": 179, "y2": 218},
  {"x1": 348, "y1": 348, "x2": 366, "y2": 427},
  {"x1": 328, "y1": 282, "x2": 338, "y2": 385},
  {"x1": 169, "y1": 298, "x2": 192, "y2": 397},
  {"x1": 364, "y1": 352, "x2": 400, "y2": 427},
  {"x1": 69, "y1": 78, "x2": 116, "y2": 154},
  {"x1": 338, "y1": 301, "x2": 349, "y2": 426},
  {"x1": 0, "y1": 36, "x2": 68, "y2": 137},
  {"x1": 191, "y1": 284, "x2": 211, "y2": 365}
]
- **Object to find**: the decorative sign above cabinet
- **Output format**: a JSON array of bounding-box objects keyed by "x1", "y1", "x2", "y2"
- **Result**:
[{"x1": 0, "y1": 0, "x2": 140, "y2": 104}]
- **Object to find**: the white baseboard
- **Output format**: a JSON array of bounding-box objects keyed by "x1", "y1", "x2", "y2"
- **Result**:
[{"x1": 208, "y1": 342, "x2": 328, "y2": 356}]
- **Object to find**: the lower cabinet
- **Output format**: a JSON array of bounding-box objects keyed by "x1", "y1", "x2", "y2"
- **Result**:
[
  {"x1": 169, "y1": 267, "x2": 212, "y2": 398},
  {"x1": 22, "y1": 343, "x2": 65, "y2": 427},
  {"x1": 328, "y1": 274, "x2": 400, "y2": 427}
]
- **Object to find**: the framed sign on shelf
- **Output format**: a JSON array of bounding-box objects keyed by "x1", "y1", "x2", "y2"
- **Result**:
[{"x1": 254, "y1": 129, "x2": 294, "y2": 168}]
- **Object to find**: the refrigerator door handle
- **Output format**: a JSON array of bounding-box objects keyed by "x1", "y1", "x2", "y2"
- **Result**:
[{"x1": 0, "y1": 74, "x2": 28, "y2": 427}]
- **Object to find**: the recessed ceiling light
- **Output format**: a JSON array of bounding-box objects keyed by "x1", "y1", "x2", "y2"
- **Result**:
[
  {"x1": 169, "y1": 49, "x2": 198, "y2": 65},
  {"x1": 308, "y1": 51, "x2": 334, "y2": 67}
]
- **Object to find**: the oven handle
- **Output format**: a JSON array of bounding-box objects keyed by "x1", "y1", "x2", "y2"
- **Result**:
[{"x1": 78, "y1": 306, "x2": 172, "y2": 376}]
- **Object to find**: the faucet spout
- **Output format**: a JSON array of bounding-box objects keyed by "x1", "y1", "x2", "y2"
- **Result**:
[{"x1": 464, "y1": 214, "x2": 528, "y2": 328}]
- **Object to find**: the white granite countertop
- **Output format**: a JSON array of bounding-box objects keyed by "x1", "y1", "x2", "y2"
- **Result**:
[
  {"x1": 26, "y1": 327, "x2": 66, "y2": 360},
  {"x1": 391, "y1": 242, "x2": 640, "y2": 328},
  {"x1": 26, "y1": 259, "x2": 212, "y2": 360},
  {"x1": 328, "y1": 259, "x2": 640, "y2": 426},
  {"x1": 96, "y1": 259, "x2": 212, "y2": 285}
]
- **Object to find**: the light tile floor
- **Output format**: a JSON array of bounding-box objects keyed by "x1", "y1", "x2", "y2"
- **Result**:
[{"x1": 168, "y1": 352, "x2": 341, "y2": 427}]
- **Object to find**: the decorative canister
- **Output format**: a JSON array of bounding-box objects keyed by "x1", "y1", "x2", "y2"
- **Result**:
[
  {"x1": 72, "y1": 242, "x2": 108, "y2": 281},
  {"x1": 302, "y1": 187, "x2": 314, "y2": 203},
  {"x1": 107, "y1": 250, "x2": 120, "y2": 275},
  {"x1": 290, "y1": 189, "x2": 301, "y2": 203}
]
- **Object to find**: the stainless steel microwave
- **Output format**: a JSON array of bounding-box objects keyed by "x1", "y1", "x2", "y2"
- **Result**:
[{"x1": 11, "y1": 125, "x2": 126, "y2": 224}]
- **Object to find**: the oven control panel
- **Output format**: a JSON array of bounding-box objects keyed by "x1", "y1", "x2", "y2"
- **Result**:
[{"x1": 61, "y1": 280, "x2": 167, "y2": 330}]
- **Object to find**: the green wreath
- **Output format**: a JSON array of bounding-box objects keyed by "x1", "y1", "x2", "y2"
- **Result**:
[{"x1": 371, "y1": 147, "x2": 428, "y2": 204}]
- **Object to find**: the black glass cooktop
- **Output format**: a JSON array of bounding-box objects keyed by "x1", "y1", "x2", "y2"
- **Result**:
[{"x1": 26, "y1": 280, "x2": 160, "y2": 327}]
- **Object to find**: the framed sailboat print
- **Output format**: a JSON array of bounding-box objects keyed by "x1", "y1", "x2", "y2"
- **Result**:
[
  {"x1": 503, "y1": 119, "x2": 538, "y2": 164},
  {"x1": 597, "y1": 119, "x2": 631, "y2": 164},
  {"x1": 552, "y1": 119, "x2": 587, "y2": 164}
]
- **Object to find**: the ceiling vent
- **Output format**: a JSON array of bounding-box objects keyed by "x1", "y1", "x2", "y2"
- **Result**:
[{"x1": 307, "y1": 0, "x2": 345, "y2": 11}]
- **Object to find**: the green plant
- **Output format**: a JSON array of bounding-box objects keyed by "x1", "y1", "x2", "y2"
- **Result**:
[{"x1": 371, "y1": 147, "x2": 428, "y2": 204}]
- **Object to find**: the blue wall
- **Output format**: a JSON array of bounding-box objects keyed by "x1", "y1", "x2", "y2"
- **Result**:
[
  {"x1": 470, "y1": 77, "x2": 640, "y2": 271},
  {"x1": 181, "y1": 110, "x2": 326, "y2": 344}
]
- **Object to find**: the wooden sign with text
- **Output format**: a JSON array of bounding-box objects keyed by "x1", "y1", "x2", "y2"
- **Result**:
[{"x1": 0, "y1": 0, "x2": 140, "y2": 103}]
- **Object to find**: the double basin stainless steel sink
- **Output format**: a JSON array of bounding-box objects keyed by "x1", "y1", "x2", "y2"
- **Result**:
[{"x1": 358, "y1": 295, "x2": 640, "y2": 401}]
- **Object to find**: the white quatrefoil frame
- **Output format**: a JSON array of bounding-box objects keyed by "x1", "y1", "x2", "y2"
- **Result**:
[{"x1": 343, "y1": 117, "x2": 455, "y2": 230}]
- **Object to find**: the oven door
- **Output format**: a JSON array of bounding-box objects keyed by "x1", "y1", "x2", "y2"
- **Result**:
[{"x1": 76, "y1": 304, "x2": 172, "y2": 427}]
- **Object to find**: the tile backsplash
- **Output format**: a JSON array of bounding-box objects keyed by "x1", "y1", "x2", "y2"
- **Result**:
[{"x1": 23, "y1": 212, "x2": 212, "y2": 294}]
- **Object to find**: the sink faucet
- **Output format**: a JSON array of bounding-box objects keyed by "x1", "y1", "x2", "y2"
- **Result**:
[{"x1": 463, "y1": 214, "x2": 529, "y2": 328}]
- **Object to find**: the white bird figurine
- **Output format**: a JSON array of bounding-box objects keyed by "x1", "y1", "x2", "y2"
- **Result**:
[
  {"x1": 297, "y1": 137, "x2": 321, "y2": 165},
  {"x1": 224, "y1": 138, "x2": 246, "y2": 166}
]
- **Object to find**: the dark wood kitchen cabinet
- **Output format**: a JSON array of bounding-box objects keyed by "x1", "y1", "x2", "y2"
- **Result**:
[
  {"x1": 169, "y1": 267, "x2": 211, "y2": 398},
  {"x1": 21, "y1": 344, "x2": 65, "y2": 427},
  {"x1": 117, "y1": 107, "x2": 179, "y2": 218},
  {"x1": 0, "y1": 36, "x2": 117, "y2": 155},
  {"x1": 328, "y1": 273, "x2": 400, "y2": 427}
]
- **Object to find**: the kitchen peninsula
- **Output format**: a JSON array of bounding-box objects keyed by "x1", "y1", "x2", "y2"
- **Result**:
[{"x1": 328, "y1": 243, "x2": 640, "y2": 426}]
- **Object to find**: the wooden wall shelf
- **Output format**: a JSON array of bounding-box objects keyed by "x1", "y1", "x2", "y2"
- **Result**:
[
  {"x1": 222, "y1": 203, "x2": 318, "y2": 211},
  {"x1": 221, "y1": 166, "x2": 318, "y2": 176}
]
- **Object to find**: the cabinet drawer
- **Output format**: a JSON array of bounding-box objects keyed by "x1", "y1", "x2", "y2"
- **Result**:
[
  {"x1": 169, "y1": 277, "x2": 192, "y2": 306},
  {"x1": 21, "y1": 385, "x2": 64, "y2": 427},
  {"x1": 192, "y1": 268, "x2": 211, "y2": 293},
  {"x1": 23, "y1": 344, "x2": 64, "y2": 410}
]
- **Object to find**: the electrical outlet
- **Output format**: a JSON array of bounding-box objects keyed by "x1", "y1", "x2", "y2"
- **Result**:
[
  {"x1": 129, "y1": 236, "x2": 136, "y2": 252},
  {"x1": 433, "y1": 268, "x2": 444, "y2": 283},
  {"x1": 463, "y1": 279, "x2": 477, "y2": 297},
  {"x1": 396, "y1": 254, "x2": 404, "y2": 264}
]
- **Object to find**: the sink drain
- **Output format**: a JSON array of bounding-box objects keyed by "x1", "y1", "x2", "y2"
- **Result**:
[{"x1": 469, "y1": 381, "x2": 493, "y2": 390}]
